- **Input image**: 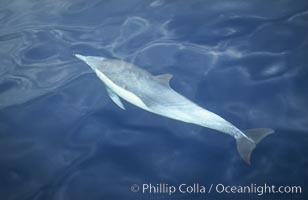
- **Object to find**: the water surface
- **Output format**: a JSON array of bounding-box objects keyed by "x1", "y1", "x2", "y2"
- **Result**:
[{"x1": 0, "y1": 0, "x2": 308, "y2": 199}]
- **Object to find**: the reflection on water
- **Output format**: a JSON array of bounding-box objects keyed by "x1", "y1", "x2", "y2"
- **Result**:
[{"x1": 0, "y1": 0, "x2": 308, "y2": 199}]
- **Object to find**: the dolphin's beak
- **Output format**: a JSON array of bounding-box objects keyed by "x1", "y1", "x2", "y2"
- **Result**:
[
  {"x1": 74, "y1": 54, "x2": 97, "y2": 71},
  {"x1": 74, "y1": 54, "x2": 87, "y2": 62}
]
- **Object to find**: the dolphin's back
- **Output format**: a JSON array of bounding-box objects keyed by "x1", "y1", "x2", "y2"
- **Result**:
[
  {"x1": 102, "y1": 61, "x2": 217, "y2": 121},
  {"x1": 94, "y1": 58, "x2": 239, "y2": 130},
  {"x1": 102, "y1": 61, "x2": 178, "y2": 106}
]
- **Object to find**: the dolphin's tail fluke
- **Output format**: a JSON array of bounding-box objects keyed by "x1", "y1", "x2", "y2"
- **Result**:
[{"x1": 236, "y1": 128, "x2": 274, "y2": 164}]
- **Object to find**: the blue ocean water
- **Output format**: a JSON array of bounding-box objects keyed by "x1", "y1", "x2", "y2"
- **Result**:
[{"x1": 1, "y1": 0, "x2": 308, "y2": 199}]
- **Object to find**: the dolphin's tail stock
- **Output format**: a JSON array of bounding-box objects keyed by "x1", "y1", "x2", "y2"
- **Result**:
[{"x1": 236, "y1": 128, "x2": 274, "y2": 164}]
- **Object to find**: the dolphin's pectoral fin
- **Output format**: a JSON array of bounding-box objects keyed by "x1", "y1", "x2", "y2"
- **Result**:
[
  {"x1": 106, "y1": 87, "x2": 126, "y2": 110},
  {"x1": 154, "y1": 74, "x2": 173, "y2": 87}
]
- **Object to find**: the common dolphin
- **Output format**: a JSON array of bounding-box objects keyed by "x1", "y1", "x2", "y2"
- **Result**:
[{"x1": 75, "y1": 54, "x2": 274, "y2": 164}]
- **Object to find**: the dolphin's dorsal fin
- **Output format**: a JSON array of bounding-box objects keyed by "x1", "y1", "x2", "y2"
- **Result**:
[
  {"x1": 106, "y1": 87, "x2": 126, "y2": 110},
  {"x1": 154, "y1": 74, "x2": 173, "y2": 87}
]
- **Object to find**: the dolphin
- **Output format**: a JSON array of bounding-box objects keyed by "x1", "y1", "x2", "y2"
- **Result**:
[{"x1": 75, "y1": 54, "x2": 274, "y2": 164}]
